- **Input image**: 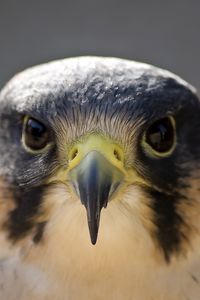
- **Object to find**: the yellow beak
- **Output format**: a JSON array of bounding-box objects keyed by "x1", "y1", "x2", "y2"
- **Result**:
[{"x1": 68, "y1": 134, "x2": 125, "y2": 244}]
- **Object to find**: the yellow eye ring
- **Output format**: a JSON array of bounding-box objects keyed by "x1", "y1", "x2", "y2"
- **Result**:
[
  {"x1": 142, "y1": 116, "x2": 176, "y2": 158},
  {"x1": 22, "y1": 116, "x2": 51, "y2": 154}
]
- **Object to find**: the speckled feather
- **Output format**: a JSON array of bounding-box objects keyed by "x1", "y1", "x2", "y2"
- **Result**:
[{"x1": 0, "y1": 57, "x2": 200, "y2": 299}]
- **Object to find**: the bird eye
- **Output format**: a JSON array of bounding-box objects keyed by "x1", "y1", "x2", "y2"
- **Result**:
[
  {"x1": 143, "y1": 117, "x2": 175, "y2": 156},
  {"x1": 23, "y1": 117, "x2": 50, "y2": 151}
]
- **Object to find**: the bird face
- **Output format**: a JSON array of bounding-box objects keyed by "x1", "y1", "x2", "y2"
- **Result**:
[{"x1": 0, "y1": 57, "x2": 200, "y2": 263}]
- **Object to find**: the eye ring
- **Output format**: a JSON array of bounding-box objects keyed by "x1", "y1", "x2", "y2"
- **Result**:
[
  {"x1": 142, "y1": 116, "x2": 176, "y2": 158},
  {"x1": 22, "y1": 116, "x2": 51, "y2": 153}
]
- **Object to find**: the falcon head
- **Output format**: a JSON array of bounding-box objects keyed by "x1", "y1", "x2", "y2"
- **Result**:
[{"x1": 0, "y1": 57, "x2": 200, "y2": 262}]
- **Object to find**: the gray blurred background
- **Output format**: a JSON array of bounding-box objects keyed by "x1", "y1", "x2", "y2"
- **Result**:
[{"x1": 0, "y1": 0, "x2": 199, "y2": 91}]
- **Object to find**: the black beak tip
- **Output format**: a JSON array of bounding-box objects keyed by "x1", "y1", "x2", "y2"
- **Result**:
[
  {"x1": 91, "y1": 237, "x2": 97, "y2": 245},
  {"x1": 88, "y1": 221, "x2": 99, "y2": 245},
  {"x1": 71, "y1": 151, "x2": 123, "y2": 246}
]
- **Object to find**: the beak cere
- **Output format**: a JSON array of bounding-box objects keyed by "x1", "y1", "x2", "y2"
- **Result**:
[{"x1": 69, "y1": 151, "x2": 124, "y2": 244}]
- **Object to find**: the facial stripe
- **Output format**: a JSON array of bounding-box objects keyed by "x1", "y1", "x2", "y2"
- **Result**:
[
  {"x1": 146, "y1": 188, "x2": 185, "y2": 261},
  {"x1": 7, "y1": 186, "x2": 46, "y2": 242}
]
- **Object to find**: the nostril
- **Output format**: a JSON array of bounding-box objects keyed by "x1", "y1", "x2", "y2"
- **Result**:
[
  {"x1": 113, "y1": 149, "x2": 121, "y2": 161},
  {"x1": 70, "y1": 148, "x2": 78, "y2": 161}
]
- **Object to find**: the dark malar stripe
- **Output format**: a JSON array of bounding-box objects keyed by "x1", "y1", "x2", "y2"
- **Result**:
[
  {"x1": 146, "y1": 188, "x2": 184, "y2": 262},
  {"x1": 7, "y1": 186, "x2": 46, "y2": 242}
]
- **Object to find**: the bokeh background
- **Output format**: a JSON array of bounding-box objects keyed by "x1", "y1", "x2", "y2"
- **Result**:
[{"x1": 0, "y1": 0, "x2": 199, "y2": 91}]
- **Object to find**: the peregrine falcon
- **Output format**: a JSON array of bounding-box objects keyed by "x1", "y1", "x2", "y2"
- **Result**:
[{"x1": 0, "y1": 56, "x2": 200, "y2": 300}]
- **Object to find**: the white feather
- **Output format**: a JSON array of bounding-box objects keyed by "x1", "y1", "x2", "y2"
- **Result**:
[{"x1": 0, "y1": 184, "x2": 200, "y2": 299}]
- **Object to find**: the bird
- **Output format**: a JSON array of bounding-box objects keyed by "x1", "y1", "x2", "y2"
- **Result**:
[{"x1": 0, "y1": 56, "x2": 200, "y2": 300}]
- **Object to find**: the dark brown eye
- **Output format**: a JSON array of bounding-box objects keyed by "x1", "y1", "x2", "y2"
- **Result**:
[
  {"x1": 145, "y1": 117, "x2": 175, "y2": 153},
  {"x1": 23, "y1": 117, "x2": 49, "y2": 151}
]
